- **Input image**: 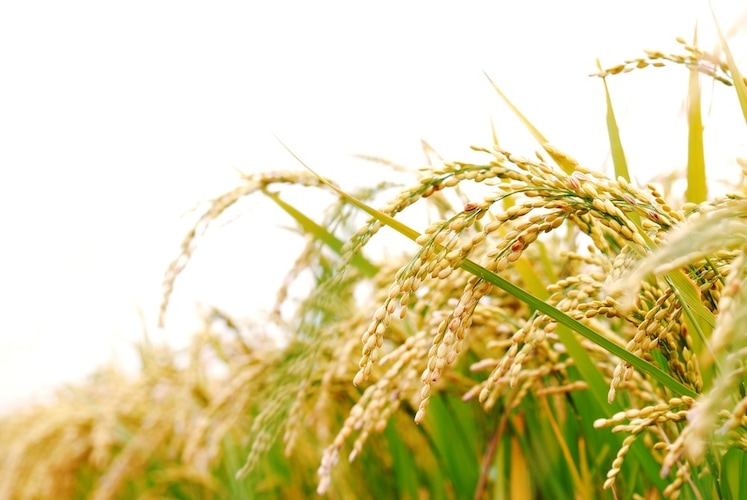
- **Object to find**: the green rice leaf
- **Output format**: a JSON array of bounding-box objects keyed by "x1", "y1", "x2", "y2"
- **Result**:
[
  {"x1": 383, "y1": 423, "x2": 420, "y2": 500},
  {"x1": 596, "y1": 60, "x2": 631, "y2": 183},
  {"x1": 711, "y1": 10, "x2": 747, "y2": 124},
  {"x1": 427, "y1": 396, "x2": 479, "y2": 497},
  {"x1": 484, "y1": 72, "x2": 576, "y2": 174},
  {"x1": 276, "y1": 139, "x2": 421, "y2": 242},
  {"x1": 721, "y1": 447, "x2": 747, "y2": 500},
  {"x1": 263, "y1": 189, "x2": 379, "y2": 278},
  {"x1": 685, "y1": 28, "x2": 707, "y2": 204},
  {"x1": 514, "y1": 256, "x2": 548, "y2": 301},
  {"x1": 664, "y1": 271, "x2": 713, "y2": 357}
]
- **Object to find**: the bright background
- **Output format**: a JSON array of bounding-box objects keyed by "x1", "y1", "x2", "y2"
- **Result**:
[{"x1": 1, "y1": 1, "x2": 745, "y2": 411}]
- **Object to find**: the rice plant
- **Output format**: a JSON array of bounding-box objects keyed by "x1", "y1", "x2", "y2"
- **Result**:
[{"x1": 1, "y1": 24, "x2": 746, "y2": 500}]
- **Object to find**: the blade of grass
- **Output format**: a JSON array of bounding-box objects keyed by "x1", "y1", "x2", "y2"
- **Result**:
[
  {"x1": 535, "y1": 240, "x2": 558, "y2": 284},
  {"x1": 664, "y1": 271, "x2": 712, "y2": 357},
  {"x1": 595, "y1": 59, "x2": 643, "y2": 232},
  {"x1": 685, "y1": 27, "x2": 707, "y2": 204},
  {"x1": 514, "y1": 256, "x2": 548, "y2": 301},
  {"x1": 577, "y1": 435, "x2": 593, "y2": 498},
  {"x1": 476, "y1": 411, "x2": 508, "y2": 500},
  {"x1": 711, "y1": 9, "x2": 747, "y2": 124},
  {"x1": 383, "y1": 423, "x2": 419, "y2": 500},
  {"x1": 721, "y1": 447, "x2": 746, "y2": 500},
  {"x1": 483, "y1": 72, "x2": 576, "y2": 174},
  {"x1": 567, "y1": 366, "x2": 669, "y2": 491},
  {"x1": 275, "y1": 139, "x2": 421, "y2": 242},
  {"x1": 428, "y1": 395, "x2": 479, "y2": 497},
  {"x1": 489, "y1": 116, "x2": 500, "y2": 148},
  {"x1": 278, "y1": 141, "x2": 698, "y2": 399},
  {"x1": 539, "y1": 396, "x2": 586, "y2": 497},
  {"x1": 262, "y1": 188, "x2": 379, "y2": 278},
  {"x1": 596, "y1": 60, "x2": 632, "y2": 184},
  {"x1": 509, "y1": 418, "x2": 534, "y2": 500}
]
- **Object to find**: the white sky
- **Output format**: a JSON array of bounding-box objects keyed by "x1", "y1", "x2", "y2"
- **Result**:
[{"x1": 0, "y1": 1, "x2": 744, "y2": 411}]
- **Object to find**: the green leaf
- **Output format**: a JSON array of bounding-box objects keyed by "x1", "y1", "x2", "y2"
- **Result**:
[
  {"x1": 263, "y1": 188, "x2": 379, "y2": 278},
  {"x1": 484, "y1": 72, "x2": 576, "y2": 174},
  {"x1": 596, "y1": 60, "x2": 631, "y2": 183},
  {"x1": 685, "y1": 28, "x2": 707, "y2": 204},
  {"x1": 514, "y1": 256, "x2": 548, "y2": 301},
  {"x1": 275, "y1": 139, "x2": 421, "y2": 242},
  {"x1": 664, "y1": 271, "x2": 714, "y2": 358},
  {"x1": 427, "y1": 395, "x2": 479, "y2": 496},
  {"x1": 384, "y1": 422, "x2": 420, "y2": 500},
  {"x1": 711, "y1": 10, "x2": 747, "y2": 124},
  {"x1": 721, "y1": 447, "x2": 747, "y2": 500}
]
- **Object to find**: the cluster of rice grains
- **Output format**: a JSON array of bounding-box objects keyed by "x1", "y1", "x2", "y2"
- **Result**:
[
  {"x1": 2, "y1": 151, "x2": 745, "y2": 496},
  {"x1": 597, "y1": 198, "x2": 747, "y2": 497},
  {"x1": 1, "y1": 142, "x2": 743, "y2": 499},
  {"x1": 593, "y1": 36, "x2": 747, "y2": 89},
  {"x1": 311, "y1": 144, "x2": 720, "y2": 495}
]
